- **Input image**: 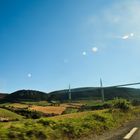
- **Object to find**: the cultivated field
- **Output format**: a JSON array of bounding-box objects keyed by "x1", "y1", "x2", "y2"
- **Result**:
[
  {"x1": 6, "y1": 103, "x2": 29, "y2": 108},
  {"x1": 29, "y1": 105, "x2": 66, "y2": 115},
  {"x1": 60, "y1": 103, "x2": 83, "y2": 108}
]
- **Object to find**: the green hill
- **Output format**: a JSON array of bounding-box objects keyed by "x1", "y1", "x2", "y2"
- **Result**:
[
  {"x1": 0, "y1": 93, "x2": 8, "y2": 99},
  {"x1": 1, "y1": 87, "x2": 140, "y2": 103},
  {"x1": 3, "y1": 90, "x2": 48, "y2": 102},
  {"x1": 48, "y1": 87, "x2": 140, "y2": 101}
]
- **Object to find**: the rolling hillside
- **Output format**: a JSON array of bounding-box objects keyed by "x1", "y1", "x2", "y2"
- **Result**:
[
  {"x1": 48, "y1": 87, "x2": 140, "y2": 101},
  {"x1": 2, "y1": 90, "x2": 48, "y2": 102},
  {"x1": 0, "y1": 87, "x2": 140, "y2": 102},
  {"x1": 0, "y1": 93, "x2": 7, "y2": 99},
  {"x1": 0, "y1": 108, "x2": 23, "y2": 121}
]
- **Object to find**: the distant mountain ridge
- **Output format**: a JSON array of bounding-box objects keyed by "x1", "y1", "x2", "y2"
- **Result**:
[{"x1": 0, "y1": 87, "x2": 140, "y2": 102}]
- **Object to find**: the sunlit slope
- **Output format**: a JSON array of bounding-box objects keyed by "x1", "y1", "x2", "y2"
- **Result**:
[{"x1": 0, "y1": 108, "x2": 22, "y2": 120}]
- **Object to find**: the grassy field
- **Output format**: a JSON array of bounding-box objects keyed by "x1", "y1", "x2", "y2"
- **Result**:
[
  {"x1": 50, "y1": 109, "x2": 105, "y2": 120},
  {"x1": 0, "y1": 107, "x2": 140, "y2": 140},
  {"x1": 22, "y1": 101, "x2": 49, "y2": 106},
  {"x1": 0, "y1": 99, "x2": 139, "y2": 139},
  {"x1": 0, "y1": 108, "x2": 23, "y2": 121},
  {"x1": 6, "y1": 103, "x2": 29, "y2": 108},
  {"x1": 0, "y1": 101, "x2": 50, "y2": 108},
  {"x1": 75, "y1": 100, "x2": 103, "y2": 106}
]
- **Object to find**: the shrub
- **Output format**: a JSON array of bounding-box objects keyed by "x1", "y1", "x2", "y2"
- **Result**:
[
  {"x1": 37, "y1": 119, "x2": 57, "y2": 127},
  {"x1": 132, "y1": 99, "x2": 140, "y2": 106},
  {"x1": 112, "y1": 98, "x2": 131, "y2": 111}
]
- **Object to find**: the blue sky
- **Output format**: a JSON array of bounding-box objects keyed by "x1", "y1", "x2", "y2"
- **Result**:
[{"x1": 1, "y1": 0, "x2": 140, "y2": 93}]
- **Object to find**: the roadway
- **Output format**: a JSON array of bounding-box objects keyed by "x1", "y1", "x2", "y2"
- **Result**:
[
  {"x1": 81, "y1": 119, "x2": 140, "y2": 140},
  {"x1": 130, "y1": 129, "x2": 140, "y2": 140},
  {"x1": 104, "y1": 119, "x2": 140, "y2": 140}
]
